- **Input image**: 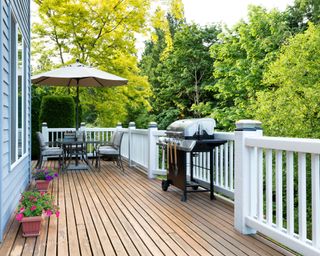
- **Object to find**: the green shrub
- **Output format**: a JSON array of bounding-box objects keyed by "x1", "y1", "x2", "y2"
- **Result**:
[{"x1": 39, "y1": 96, "x2": 75, "y2": 128}]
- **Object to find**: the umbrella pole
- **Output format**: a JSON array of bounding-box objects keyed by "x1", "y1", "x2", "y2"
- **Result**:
[{"x1": 76, "y1": 82, "x2": 79, "y2": 130}]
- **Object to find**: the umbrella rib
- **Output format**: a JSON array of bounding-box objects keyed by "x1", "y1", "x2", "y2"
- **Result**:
[
  {"x1": 33, "y1": 77, "x2": 50, "y2": 84},
  {"x1": 93, "y1": 77, "x2": 105, "y2": 87},
  {"x1": 67, "y1": 78, "x2": 73, "y2": 87}
]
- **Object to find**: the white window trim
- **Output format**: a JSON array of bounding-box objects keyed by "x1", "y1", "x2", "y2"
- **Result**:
[{"x1": 10, "y1": 15, "x2": 28, "y2": 168}]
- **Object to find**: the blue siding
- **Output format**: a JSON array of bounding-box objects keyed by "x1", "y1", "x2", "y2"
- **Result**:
[{"x1": 0, "y1": 0, "x2": 31, "y2": 241}]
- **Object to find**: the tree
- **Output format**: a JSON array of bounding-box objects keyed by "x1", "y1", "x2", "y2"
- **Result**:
[
  {"x1": 32, "y1": 0, "x2": 151, "y2": 127},
  {"x1": 254, "y1": 23, "x2": 320, "y2": 138},
  {"x1": 209, "y1": 6, "x2": 293, "y2": 130},
  {"x1": 141, "y1": 21, "x2": 220, "y2": 129},
  {"x1": 285, "y1": 0, "x2": 320, "y2": 33}
]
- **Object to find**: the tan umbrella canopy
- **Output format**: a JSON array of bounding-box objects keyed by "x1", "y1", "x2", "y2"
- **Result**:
[{"x1": 31, "y1": 60, "x2": 128, "y2": 129}]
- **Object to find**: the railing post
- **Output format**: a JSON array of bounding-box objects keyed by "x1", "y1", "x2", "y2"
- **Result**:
[
  {"x1": 148, "y1": 122, "x2": 158, "y2": 179},
  {"x1": 116, "y1": 122, "x2": 122, "y2": 130},
  {"x1": 80, "y1": 122, "x2": 85, "y2": 131},
  {"x1": 128, "y1": 122, "x2": 136, "y2": 167},
  {"x1": 41, "y1": 122, "x2": 48, "y2": 144},
  {"x1": 234, "y1": 119, "x2": 262, "y2": 234},
  {"x1": 79, "y1": 122, "x2": 86, "y2": 138}
]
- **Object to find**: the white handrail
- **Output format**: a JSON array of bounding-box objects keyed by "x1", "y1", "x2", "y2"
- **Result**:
[{"x1": 238, "y1": 129, "x2": 320, "y2": 255}]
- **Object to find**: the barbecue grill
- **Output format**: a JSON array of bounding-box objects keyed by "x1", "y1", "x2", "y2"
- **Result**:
[{"x1": 159, "y1": 118, "x2": 227, "y2": 201}]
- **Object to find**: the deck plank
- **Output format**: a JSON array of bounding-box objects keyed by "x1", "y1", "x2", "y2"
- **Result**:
[
  {"x1": 83, "y1": 170, "x2": 154, "y2": 256},
  {"x1": 63, "y1": 170, "x2": 81, "y2": 256},
  {"x1": 88, "y1": 170, "x2": 189, "y2": 256},
  {"x1": 87, "y1": 170, "x2": 175, "y2": 256},
  {"x1": 72, "y1": 171, "x2": 114, "y2": 255},
  {"x1": 130, "y1": 169, "x2": 284, "y2": 256},
  {"x1": 46, "y1": 174, "x2": 58, "y2": 256},
  {"x1": 67, "y1": 171, "x2": 92, "y2": 255},
  {"x1": 77, "y1": 171, "x2": 128, "y2": 256},
  {"x1": 123, "y1": 167, "x2": 268, "y2": 256},
  {"x1": 99, "y1": 167, "x2": 218, "y2": 256},
  {"x1": 104, "y1": 165, "x2": 236, "y2": 256},
  {"x1": 57, "y1": 168, "x2": 69, "y2": 256},
  {"x1": 82, "y1": 171, "x2": 141, "y2": 256},
  {"x1": 0, "y1": 218, "x2": 20, "y2": 255},
  {"x1": 0, "y1": 160, "x2": 295, "y2": 256},
  {"x1": 21, "y1": 237, "x2": 36, "y2": 256}
]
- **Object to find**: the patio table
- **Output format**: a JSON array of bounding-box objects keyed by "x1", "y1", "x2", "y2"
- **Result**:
[
  {"x1": 56, "y1": 139, "x2": 102, "y2": 170},
  {"x1": 56, "y1": 139, "x2": 89, "y2": 170}
]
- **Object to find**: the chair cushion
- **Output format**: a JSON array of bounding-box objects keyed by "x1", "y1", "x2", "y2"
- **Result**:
[
  {"x1": 98, "y1": 146, "x2": 119, "y2": 155},
  {"x1": 36, "y1": 132, "x2": 46, "y2": 148},
  {"x1": 42, "y1": 147, "x2": 63, "y2": 156}
]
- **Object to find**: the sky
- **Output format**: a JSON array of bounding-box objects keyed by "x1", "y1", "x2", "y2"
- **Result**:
[{"x1": 182, "y1": 0, "x2": 295, "y2": 27}]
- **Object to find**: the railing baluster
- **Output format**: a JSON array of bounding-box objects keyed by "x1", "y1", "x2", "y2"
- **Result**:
[
  {"x1": 266, "y1": 149, "x2": 273, "y2": 225},
  {"x1": 225, "y1": 142, "x2": 229, "y2": 189},
  {"x1": 220, "y1": 145, "x2": 223, "y2": 187},
  {"x1": 200, "y1": 153, "x2": 203, "y2": 180},
  {"x1": 286, "y1": 151, "x2": 294, "y2": 236},
  {"x1": 276, "y1": 150, "x2": 283, "y2": 230},
  {"x1": 298, "y1": 152, "x2": 306, "y2": 242},
  {"x1": 230, "y1": 141, "x2": 234, "y2": 190},
  {"x1": 215, "y1": 148, "x2": 219, "y2": 186},
  {"x1": 250, "y1": 147, "x2": 257, "y2": 217},
  {"x1": 257, "y1": 148, "x2": 263, "y2": 221},
  {"x1": 312, "y1": 154, "x2": 320, "y2": 248}
]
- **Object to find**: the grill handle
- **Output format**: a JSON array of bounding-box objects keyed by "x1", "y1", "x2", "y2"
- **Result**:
[{"x1": 174, "y1": 142, "x2": 178, "y2": 175}]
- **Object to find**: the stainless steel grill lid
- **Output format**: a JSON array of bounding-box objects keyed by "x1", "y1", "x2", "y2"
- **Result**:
[{"x1": 166, "y1": 118, "x2": 216, "y2": 138}]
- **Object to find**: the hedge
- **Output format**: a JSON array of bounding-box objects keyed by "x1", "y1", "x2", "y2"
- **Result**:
[{"x1": 39, "y1": 96, "x2": 75, "y2": 128}]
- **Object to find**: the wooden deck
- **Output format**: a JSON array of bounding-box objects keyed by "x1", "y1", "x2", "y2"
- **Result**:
[{"x1": 0, "y1": 160, "x2": 294, "y2": 256}]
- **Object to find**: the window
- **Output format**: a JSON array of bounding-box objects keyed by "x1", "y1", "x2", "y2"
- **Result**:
[{"x1": 11, "y1": 14, "x2": 28, "y2": 165}]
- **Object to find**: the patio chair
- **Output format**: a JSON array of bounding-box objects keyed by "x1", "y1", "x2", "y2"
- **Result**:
[
  {"x1": 96, "y1": 131, "x2": 124, "y2": 172},
  {"x1": 91, "y1": 131, "x2": 116, "y2": 166},
  {"x1": 63, "y1": 131, "x2": 88, "y2": 166},
  {"x1": 36, "y1": 132, "x2": 64, "y2": 169}
]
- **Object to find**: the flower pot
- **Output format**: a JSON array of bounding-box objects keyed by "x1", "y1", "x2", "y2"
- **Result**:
[
  {"x1": 35, "y1": 180, "x2": 50, "y2": 192},
  {"x1": 20, "y1": 216, "x2": 42, "y2": 237}
]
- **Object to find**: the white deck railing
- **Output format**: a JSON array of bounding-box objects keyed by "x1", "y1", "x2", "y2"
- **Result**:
[
  {"x1": 41, "y1": 122, "x2": 167, "y2": 178},
  {"x1": 41, "y1": 120, "x2": 320, "y2": 255},
  {"x1": 235, "y1": 120, "x2": 320, "y2": 256}
]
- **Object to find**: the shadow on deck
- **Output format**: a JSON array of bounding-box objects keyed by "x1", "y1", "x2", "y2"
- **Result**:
[{"x1": 0, "y1": 160, "x2": 294, "y2": 256}]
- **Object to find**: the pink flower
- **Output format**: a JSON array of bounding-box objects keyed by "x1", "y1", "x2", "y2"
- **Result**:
[
  {"x1": 46, "y1": 209, "x2": 52, "y2": 216},
  {"x1": 31, "y1": 205, "x2": 37, "y2": 211},
  {"x1": 16, "y1": 213, "x2": 23, "y2": 221},
  {"x1": 19, "y1": 207, "x2": 25, "y2": 213},
  {"x1": 40, "y1": 192, "x2": 45, "y2": 196},
  {"x1": 55, "y1": 211, "x2": 60, "y2": 218}
]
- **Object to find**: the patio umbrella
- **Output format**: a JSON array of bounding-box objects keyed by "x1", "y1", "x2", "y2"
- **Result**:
[{"x1": 31, "y1": 60, "x2": 128, "y2": 129}]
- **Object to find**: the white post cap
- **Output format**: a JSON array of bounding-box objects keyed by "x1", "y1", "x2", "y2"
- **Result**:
[{"x1": 236, "y1": 120, "x2": 262, "y2": 130}]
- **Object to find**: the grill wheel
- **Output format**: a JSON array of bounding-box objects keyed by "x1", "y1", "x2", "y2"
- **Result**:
[{"x1": 161, "y1": 180, "x2": 170, "y2": 191}]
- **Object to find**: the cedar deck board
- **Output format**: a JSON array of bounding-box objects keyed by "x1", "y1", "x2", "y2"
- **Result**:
[{"x1": 0, "y1": 161, "x2": 295, "y2": 256}]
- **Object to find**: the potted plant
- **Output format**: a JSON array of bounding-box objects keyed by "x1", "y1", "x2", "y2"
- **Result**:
[
  {"x1": 16, "y1": 191, "x2": 60, "y2": 237},
  {"x1": 33, "y1": 168, "x2": 58, "y2": 192}
]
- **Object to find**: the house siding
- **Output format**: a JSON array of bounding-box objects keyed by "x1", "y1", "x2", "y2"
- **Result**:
[{"x1": 0, "y1": 0, "x2": 31, "y2": 241}]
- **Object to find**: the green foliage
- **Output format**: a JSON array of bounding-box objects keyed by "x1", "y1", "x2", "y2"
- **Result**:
[
  {"x1": 32, "y1": 168, "x2": 58, "y2": 181},
  {"x1": 32, "y1": 0, "x2": 151, "y2": 127},
  {"x1": 286, "y1": 0, "x2": 320, "y2": 32},
  {"x1": 16, "y1": 191, "x2": 59, "y2": 219},
  {"x1": 39, "y1": 96, "x2": 75, "y2": 128},
  {"x1": 254, "y1": 23, "x2": 320, "y2": 138},
  {"x1": 209, "y1": 6, "x2": 293, "y2": 130},
  {"x1": 141, "y1": 17, "x2": 221, "y2": 129}
]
